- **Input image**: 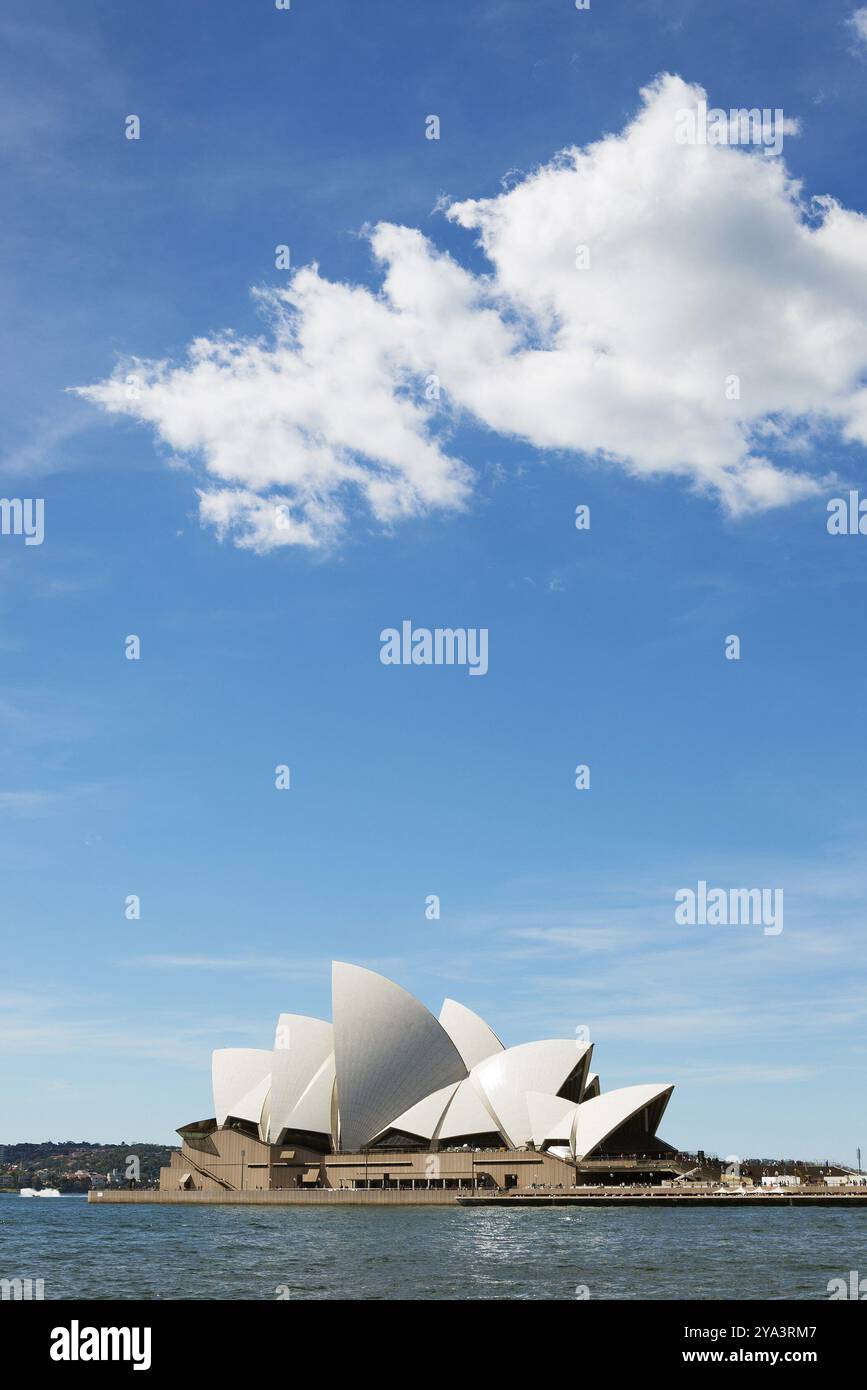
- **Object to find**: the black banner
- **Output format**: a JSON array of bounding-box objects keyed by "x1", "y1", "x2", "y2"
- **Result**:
[{"x1": 9, "y1": 1298, "x2": 864, "y2": 1374}]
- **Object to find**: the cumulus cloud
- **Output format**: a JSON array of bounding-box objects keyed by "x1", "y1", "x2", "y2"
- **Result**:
[{"x1": 76, "y1": 75, "x2": 867, "y2": 551}]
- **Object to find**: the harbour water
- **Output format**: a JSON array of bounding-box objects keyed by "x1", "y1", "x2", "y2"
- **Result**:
[{"x1": 2, "y1": 1195, "x2": 865, "y2": 1299}]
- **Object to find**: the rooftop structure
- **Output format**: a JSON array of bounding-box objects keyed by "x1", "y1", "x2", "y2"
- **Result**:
[{"x1": 160, "y1": 963, "x2": 676, "y2": 1195}]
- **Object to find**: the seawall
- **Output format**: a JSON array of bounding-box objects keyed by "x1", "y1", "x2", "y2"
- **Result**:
[{"x1": 88, "y1": 1188, "x2": 867, "y2": 1208}]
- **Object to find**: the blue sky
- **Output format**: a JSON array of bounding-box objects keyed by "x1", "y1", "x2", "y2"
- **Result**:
[{"x1": 2, "y1": 0, "x2": 867, "y2": 1162}]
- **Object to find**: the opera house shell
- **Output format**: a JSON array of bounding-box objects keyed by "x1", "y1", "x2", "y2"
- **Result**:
[{"x1": 161, "y1": 963, "x2": 676, "y2": 1195}]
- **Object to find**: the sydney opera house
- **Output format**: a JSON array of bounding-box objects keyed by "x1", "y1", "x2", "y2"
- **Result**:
[{"x1": 160, "y1": 963, "x2": 677, "y2": 1196}]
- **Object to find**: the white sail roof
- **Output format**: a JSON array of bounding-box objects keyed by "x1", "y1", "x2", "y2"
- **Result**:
[
  {"x1": 437, "y1": 1077, "x2": 503, "y2": 1142},
  {"x1": 572, "y1": 1083, "x2": 674, "y2": 1160},
  {"x1": 438, "y1": 999, "x2": 504, "y2": 1070},
  {"x1": 202, "y1": 967, "x2": 676, "y2": 1160},
  {"x1": 212, "y1": 1048, "x2": 272, "y2": 1128},
  {"x1": 281, "y1": 1053, "x2": 336, "y2": 1142},
  {"x1": 473, "y1": 1040, "x2": 591, "y2": 1148},
  {"x1": 379, "y1": 1082, "x2": 461, "y2": 1142},
  {"x1": 332, "y1": 962, "x2": 467, "y2": 1151},
  {"x1": 526, "y1": 1092, "x2": 580, "y2": 1148},
  {"x1": 269, "y1": 1014, "x2": 333, "y2": 1141}
]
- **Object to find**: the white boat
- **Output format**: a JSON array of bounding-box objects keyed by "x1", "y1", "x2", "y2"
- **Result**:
[{"x1": 19, "y1": 1187, "x2": 61, "y2": 1198}]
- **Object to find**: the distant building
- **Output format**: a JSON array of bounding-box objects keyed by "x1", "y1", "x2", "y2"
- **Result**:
[{"x1": 762, "y1": 1174, "x2": 800, "y2": 1187}]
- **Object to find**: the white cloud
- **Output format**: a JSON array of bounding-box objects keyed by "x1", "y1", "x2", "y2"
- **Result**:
[
  {"x1": 125, "y1": 954, "x2": 328, "y2": 980},
  {"x1": 0, "y1": 787, "x2": 97, "y2": 817},
  {"x1": 76, "y1": 75, "x2": 867, "y2": 551},
  {"x1": 848, "y1": 7, "x2": 867, "y2": 50},
  {"x1": 0, "y1": 790, "x2": 63, "y2": 815}
]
